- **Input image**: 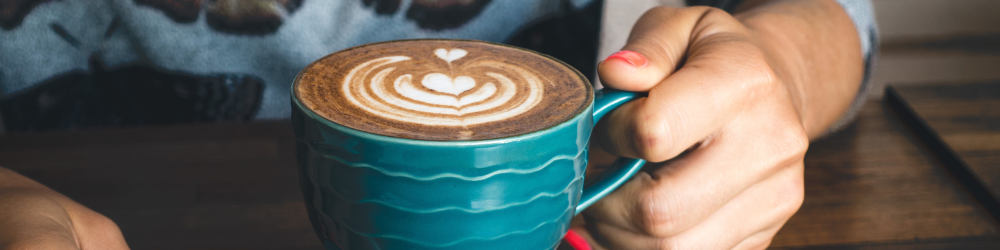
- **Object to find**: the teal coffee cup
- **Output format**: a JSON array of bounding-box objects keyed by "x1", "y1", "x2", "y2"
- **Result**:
[{"x1": 291, "y1": 39, "x2": 646, "y2": 250}]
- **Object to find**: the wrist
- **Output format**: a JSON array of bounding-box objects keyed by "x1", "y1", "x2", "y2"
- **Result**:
[{"x1": 734, "y1": 0, "x2": 864, "y2": 138}]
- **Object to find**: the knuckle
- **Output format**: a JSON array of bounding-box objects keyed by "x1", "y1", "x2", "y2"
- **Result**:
[
  {"x1": 753, "y1": 63, "x2": 779, "y2": 91},
  {"x1": 778, "y1": 169, "x2": 806, "y2": 216},
  {"x1": 784, "y1": 180, "x2": 805, "y2": 214},
  {"x1": 701, "y1": 6, "x2": 735, "y2": 22},
  {"x1": 747, "y1": 238, "x2": 774, "y2": 250},
  {"x1": 759, "y1": 118, "x2": 809, "y2": 166},
  {"x1": 633, "y1": 186, "x2": 687, "y2": 237},
  {"x1": 776, "y1": 126, "x2": 810, "y2": 161},
  {"x1": 690, "y1": 7, "x2": 745, "y2": 40},
  {"x1": 84, "y1": 212, "x2": 124, "y2": 236},
  {"x1": 695, "y1": 38, "x2": 776, "y2": 107},
  {"x1": 633, "y1": 107, "x2": 676, "y2": 162},
  {"x1": 685, "y1": 5, "x2": 721, "y2": 16},
  {"x1": 769, "y1": 132, "x2": 807, "y2": 216},
  {"x1": 759, "y1": 239, "x2": 775, "y2": 250},
  {"x1": 735, "y1": 52, "x2": 779, "y2": 98}
]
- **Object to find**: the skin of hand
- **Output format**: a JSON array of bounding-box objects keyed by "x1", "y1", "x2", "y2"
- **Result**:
[
  {"x1": 0, "y1": 167, "x2": 129, "y2": 250},
  {"x1": 579, "y1": 0, "x2": 864, "y2": 249}
]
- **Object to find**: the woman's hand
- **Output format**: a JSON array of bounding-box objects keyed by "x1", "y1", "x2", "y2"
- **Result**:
[
  {"x1": 0, "y1": 167, "x2": 129, "y2": 250},
  {"x1": 582, "y1": 1, "x2": 864, "y2": 249}
]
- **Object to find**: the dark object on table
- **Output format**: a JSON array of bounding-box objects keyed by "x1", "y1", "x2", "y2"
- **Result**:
[{"x1": 885, "y1": 82, "x2": 1000, "y2": 224}]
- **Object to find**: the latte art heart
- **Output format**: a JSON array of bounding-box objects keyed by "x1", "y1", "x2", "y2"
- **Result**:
[
  {"x1": 341, "y1": 48, "x2": 544, "y2": 126},
  {"x1": 434, "y1": 48, "x2": 467, "y2": 63},
  {"x1": 395, "y1": 74, "x2": 498, "y2": 108},
  {"x1": 421, "y1": 73, "x2": 475, "y2": 95}
]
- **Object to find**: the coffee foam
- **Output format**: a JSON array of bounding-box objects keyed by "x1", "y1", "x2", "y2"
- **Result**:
[{"x1": 296, "y1": 40, "x2": 591, "y2": 140}]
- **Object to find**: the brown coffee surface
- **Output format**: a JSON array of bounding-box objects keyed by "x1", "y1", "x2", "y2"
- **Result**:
[{"x1": 295, "y1": 40, "x2": 592, "y2": 140}]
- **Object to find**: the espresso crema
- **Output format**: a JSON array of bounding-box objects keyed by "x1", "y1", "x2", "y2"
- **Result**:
[{"x1": 295, "y1": 40, "x2": 592, "y2": 140}]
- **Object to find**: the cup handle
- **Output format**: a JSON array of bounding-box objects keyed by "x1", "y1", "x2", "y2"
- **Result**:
[{"x1": 575, "y1": 90, "x2": 647, "y2": 215}]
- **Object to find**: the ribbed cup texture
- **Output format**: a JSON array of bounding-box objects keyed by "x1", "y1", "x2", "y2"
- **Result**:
[{"x1": 292, "y1": 104, "x2": 593, "y2": 250}]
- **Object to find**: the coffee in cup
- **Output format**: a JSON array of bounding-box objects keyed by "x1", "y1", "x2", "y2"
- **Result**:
[{"x1": 295, "y1": 40, "x2": 591, "y2": 140}]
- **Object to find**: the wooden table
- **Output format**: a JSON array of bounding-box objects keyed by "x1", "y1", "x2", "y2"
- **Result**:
[
  {"x1": 770, "y1": 96, "x2": 998, "y2": 249},
  {"x1": 889, "y1": 82, "x2": 1000, "y2": 212},
  {"x1": 1, "y1": 92, "x2": 999, "y2": 249}
]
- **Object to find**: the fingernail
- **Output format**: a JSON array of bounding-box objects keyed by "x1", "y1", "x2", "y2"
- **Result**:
[
  {"x1": 564, "y1": 229, "x2": 591, "y2": 250},
  {"x1": 605, "y1": 50, "x2": 647, "y2": 67}
]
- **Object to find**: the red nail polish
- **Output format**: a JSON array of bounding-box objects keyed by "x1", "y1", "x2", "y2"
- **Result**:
[
  {"x1": 564, "y1": 229, "x2": 591, "y2": 250},
  {"x1": 605, "y1": 50, "x2": 648, "y2": 67}
]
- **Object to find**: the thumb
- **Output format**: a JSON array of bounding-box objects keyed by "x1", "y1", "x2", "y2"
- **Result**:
[
  {"x1": 595, "y1": 6, "x2": 753, "y2": 162},
  {"x1": 598, "y1": 6, "x2": 708, "y2": 91}
]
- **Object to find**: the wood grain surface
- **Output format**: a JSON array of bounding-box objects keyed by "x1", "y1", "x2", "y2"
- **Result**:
[
  {"x1": 770, "y1": 99, "x2": 998, "y2": 249},
  {"x1": 891, "y1": 82, "x2": 1000, "y2": 195},
  {"x1": 1, "y1": 100, "x2": 998, "y2": 249},
  {"x1": 887, "y1": 82, "x2": 1000, "y2": 225}
]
